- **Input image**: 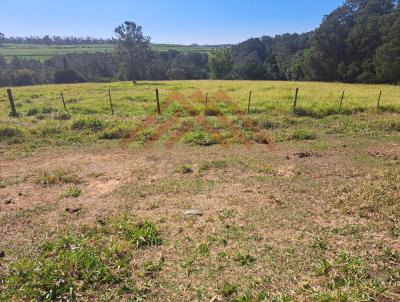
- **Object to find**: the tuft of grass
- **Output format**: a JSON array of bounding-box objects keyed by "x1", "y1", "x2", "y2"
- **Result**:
[
  {"x1": 38, "y1": 169, "x2": 80, "y2": 186},
  {"x1": 199, "y1": 160, "x2": 228, "y2": 172},
  {"x1": 111, "y1": 216, "x2": 162, "y2": 248},
  {"x1": 71, "y1": 118, "x2": 105, "y2": 132},
  {"x1": 176, "y1": 164, "x2": 193, "y2": 174},
  {"x1": 64, "y1": 186, "x2": 81, "y2": 198},
  {"x1": 26, "y1": 108, "x2": 39, "y2": 116},
  {"x1": 290, "y1": 129, "x2": 317, "y2": 140},
  {"x1": 0, "y1": 126, "x2": 23, "y2": 138},
  {"x1": 99, "y1": 126, "x2": 130, "y2": 140},
  {"x1": 53, "y1": 112, "x2": 71, "y2": 121},
  {"x1": 219, "y1": 282, "x2": 238, "y2": 297},
  {"x1": 182, "y1": 131, "x2": 218, "y2": 146},
  {"x1": 235, "y1": 253, "x2": 256, "y2": 266},
  {"x1": 141, "y1": 261, "x2": 163, "y2": 277}
]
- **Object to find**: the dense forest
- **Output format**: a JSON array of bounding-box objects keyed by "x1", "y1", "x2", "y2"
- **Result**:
[{"x1": 0, "y1": 0, "x2": 399, "y2": 86}]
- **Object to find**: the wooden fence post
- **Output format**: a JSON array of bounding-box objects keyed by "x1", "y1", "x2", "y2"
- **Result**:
[
  {"x1": 156, "y1": 89, "x2": 161, "y2": 115},
  {"x1": 339, "y1": 91, "x2": 345, "y2": 113},
  {"x1": 293, "y1": 88, "x2": 299, "y2": 113},
  {"x1": 108, "y1": 89, "x2": 114, "y2": 115},
  {"x1": 60, "y1": 91, "x2": 67, "y2": 110},
  {"x1": 247, "y1": 91, "x2": 252, "y2": 114},
  {"x1": 6, "y1": 89, "x2": 18, "y2": 117},
  {"x1": 377, "y1": 91, "x2": 382, "y2": 111}
]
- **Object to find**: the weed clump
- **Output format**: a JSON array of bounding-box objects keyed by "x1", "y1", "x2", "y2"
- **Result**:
[
  {"x1": 71, "y1": 118, "x2": 105, "y2": 132},
  {"x1": 54, "y1": 112, "x2": 71, "y2": 121},
  {"x1": 26, "y1": 108, "x2": 39, "y2": 116},
  {"x1": 99, "y1": 126, "x2": 130, "y2": 140},
  {"x1": 64, "y1": 186, "x2": 81, "y2": 198},
  {"x1": 176, "y1": 164, "x2": 193, "y2": 174},
  {"x1": 38, "y1": 169, "x2": 80, "y2": 185},
  {"x1": 0, "y1": 126, "x2": 23, "y2": 138},
  {"x1": 112, "y1": 216, "x2": 162, "y2": 248},
  {"x1": 290, "y1": 129, "x2": 317, "y2": 140},
  {"x1": 182, "y1": 131, "x2": 218, "y2": 146}
]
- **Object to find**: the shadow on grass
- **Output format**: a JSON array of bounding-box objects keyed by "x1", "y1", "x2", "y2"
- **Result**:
[
  {"x1": 294, "y1": 106, "x2": 369, "y2": 118},
  {"x1": 379, "y1": 105, "x2": 400, "y2": 114}
]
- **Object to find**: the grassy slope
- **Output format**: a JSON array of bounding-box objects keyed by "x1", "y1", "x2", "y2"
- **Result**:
[
  {"x1": 0, "y1": 80, "x2": 399, "y2": 301},
  {"x1": 0, "y1": 43, "x2": 215, "y2": 60}
]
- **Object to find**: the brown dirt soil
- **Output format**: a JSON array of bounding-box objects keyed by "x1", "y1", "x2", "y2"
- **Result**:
[{"x1": 0, "y1": 140, "x2": 399, "y2": 301}]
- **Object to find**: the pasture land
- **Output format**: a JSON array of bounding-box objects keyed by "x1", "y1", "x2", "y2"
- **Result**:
[
  {"x1": 0, "y1": 80, "x2": 399, "y2": 301},
  {"x1": 0, "y1": 43, "x2": 215, "y2": 61}
]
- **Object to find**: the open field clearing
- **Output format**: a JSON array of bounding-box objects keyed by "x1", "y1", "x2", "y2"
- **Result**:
[
  {"x1": 0, "y1": 44, "x2": 215, "y2": 61},
  {"x1": 0, "y1": 80, "x2": 399, "y2": 301}
]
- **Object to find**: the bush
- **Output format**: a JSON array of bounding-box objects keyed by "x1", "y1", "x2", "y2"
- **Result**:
[{"x1": 54, "y1": 69, "x2": 86, "y2": 84}]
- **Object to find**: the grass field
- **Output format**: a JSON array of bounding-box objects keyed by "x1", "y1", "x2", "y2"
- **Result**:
[
  {"x1": 0, "y1": 80, "x2": 399, "y2": 301},
  {"x1": 0, "y1": 43, "x2": 216, "y2": 60}
]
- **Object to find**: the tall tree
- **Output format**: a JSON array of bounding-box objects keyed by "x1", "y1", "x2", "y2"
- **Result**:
[
  {"x1": 113, "y1": 21, "x2": 154, "y2": 81},
  {"x1": 0, "y1": 33, "x2": 4, "y2": 47},
  {"x1": 208, "y1": 48, "x2": 233, "y2": 79}
]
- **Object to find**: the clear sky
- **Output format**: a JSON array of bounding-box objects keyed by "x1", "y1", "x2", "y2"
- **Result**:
[{"x1": 0, "y1": 0, "x2": 343, "y2": 45}]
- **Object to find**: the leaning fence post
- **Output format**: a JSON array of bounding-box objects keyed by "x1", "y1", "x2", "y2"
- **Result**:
[
  {"x1": 108, "y1": 89, "x2": 114, "y2": 115},
  {"x1": 60, "y1": 91, "x2": 67, "y2": 110},
  {"x1": 377, "y1": 91, "x2": 382, "y2": 111},
  {"x1": 247, "y1": 91, "x2": 252, "y2": 114},
  {"x1": 339, "y1": 91, "x2": 345, "y2": 113},
  {"x1": 6, "y1": 89, "x2": 18, "y2": 117},
  {"x1": 293, "y1": 88, "x2": 299, "y2": 113},
  {"x1": 155, "y1": 89, "x2": 161, "y2": 115}
]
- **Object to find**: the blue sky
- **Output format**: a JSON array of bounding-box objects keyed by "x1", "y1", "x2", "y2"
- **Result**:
[{"x1": 0, "y1": 0, "x2": 343, "y2": 44}]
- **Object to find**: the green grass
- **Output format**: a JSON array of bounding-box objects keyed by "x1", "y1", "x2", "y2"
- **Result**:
[
  {"x1": 0, "y1": 80, "x2": 400, "y2": 300},
  {"x1": 0, "y1": 215, "x2": 161, "y2": 301},
  {"x1": 64, "y1": 186, "x2": 81, "y2": 198},
  {"x1": 0, "y1": 43, "x2": 216, "y2": 61},
  {"x1": 38, "y1": 169, "x2": 80, "y2": 186}
]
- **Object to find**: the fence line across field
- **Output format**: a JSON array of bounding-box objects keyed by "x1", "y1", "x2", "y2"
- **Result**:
[{"x1": 3, "y1": 86, "x2": 393, "y2": 118}]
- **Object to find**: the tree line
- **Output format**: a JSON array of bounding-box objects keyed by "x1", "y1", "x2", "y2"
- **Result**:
[
  {"x1": 209, "y1": 0, "x2": 400, "y2": 83},
  {"x1": 0, "y1": 34, "x2": 113, "y2": 45},
  {"x1": 0, "y1": 0, "x2": 399, "y2": 87}
]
